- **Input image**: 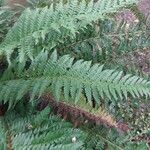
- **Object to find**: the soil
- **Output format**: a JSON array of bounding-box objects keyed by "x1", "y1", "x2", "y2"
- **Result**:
[
  {"x1": 118, "y1": 1, "x2": 150, "y2": 145},
  {"x1": 117, "y1": 0, "x2": 150, "y2": 74}
]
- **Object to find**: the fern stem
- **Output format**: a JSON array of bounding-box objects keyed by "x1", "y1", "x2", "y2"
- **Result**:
[
  {"x1": 58, "y1": 36, "x2": 100, "y2": 52},
  {"x1": 95, "y1": 132, "x2": 123, "y2": 150}
]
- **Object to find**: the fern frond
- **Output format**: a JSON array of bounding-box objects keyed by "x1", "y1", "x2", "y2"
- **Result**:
[
  {"x1": 0, "y1": 107, "x2": 85, "y2": 150},
  {"x1": 0, "y1": 0, "x2": 138, "y2": 64},
  {"x1": 58, "y1": 19, "x2": 150, "y2": 64},
  {"x1": 1, "y1": 101, "x2": 146, "y2": 150},
  {"x1": 0, "y1": 51, "x2": 149, "y2": 108},
  {"x1": 41, "y1": 94, "x2": 117, "y2": 128}
]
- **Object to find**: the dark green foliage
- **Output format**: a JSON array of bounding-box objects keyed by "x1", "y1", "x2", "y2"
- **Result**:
[
  {"x1": 0, "y1": 102, "x2": 148, "y2": 150},
  {"x1": 59, "y1": 19, "x2": 150, "y2": 65},
  {"x1": 0, "y1": 107, "x2": 85, "y2": 150},
  {"x1": 83, "y1": 126, "x2": 149, "y2": 150}
]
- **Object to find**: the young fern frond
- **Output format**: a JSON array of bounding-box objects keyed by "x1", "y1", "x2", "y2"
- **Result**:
[
  {"x1": 0, "y1": 0, "x2": 138, "y2": 64},
  {"x1": 0, "y1": 51, "x2": 149, "y2": 108}
]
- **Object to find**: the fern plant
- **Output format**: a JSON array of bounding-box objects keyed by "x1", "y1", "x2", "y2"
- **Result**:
[
  {"x1": 0, "y1": 107, "x2": 85, "y2": 150},
  {"x1": 1, "y1": 105, "x2": 149, "y2": 150},
  {"x1": 0, "y1": 0, "x2": 138, "y2": 64},
  {"x1": 0, "y1": 0, "x2": 150, "y2": 149},
  {"x1": 62, "y1": 18, "x2": 150, "y2": 64}
]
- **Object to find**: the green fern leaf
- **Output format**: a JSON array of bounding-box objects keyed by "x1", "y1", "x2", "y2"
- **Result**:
[
  {"x1": 0, "y1": 50, "x2": 149, "y2": 108},
  {"x1": 0, "y1": 0, "x2": 138, "y2": 64}
]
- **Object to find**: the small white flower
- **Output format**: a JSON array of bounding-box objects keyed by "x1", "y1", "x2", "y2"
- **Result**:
[
  {"x1": 134, "y1": 19, "x2": 139, "y2": 23},
  {"x1": 126, "y1": 23, "x2": 130, "y2": 29},
  {"x1": 72, "y1": 137, "x2": 77, "y2": 143}
]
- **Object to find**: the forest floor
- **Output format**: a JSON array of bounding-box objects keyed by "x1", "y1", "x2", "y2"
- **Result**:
[
  {"x1": 118, "y1": 0, "x2": 150, "y2": 145},
  {"x1": 119, "y1": 0, "x2": 150, "y2": 74}
]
